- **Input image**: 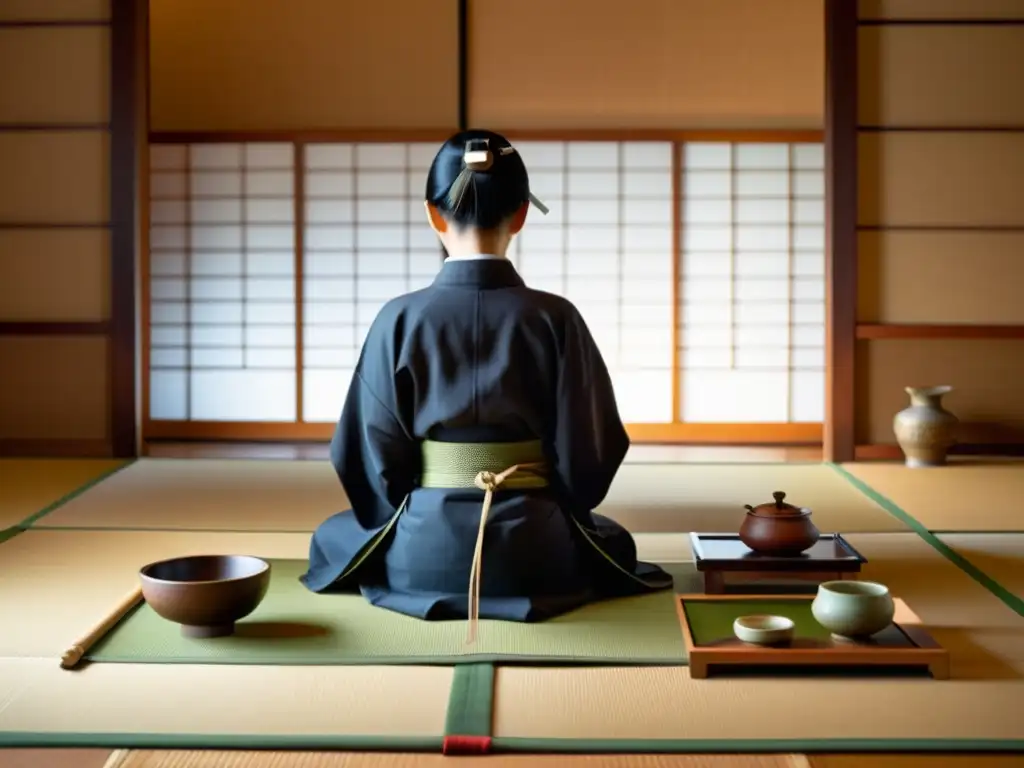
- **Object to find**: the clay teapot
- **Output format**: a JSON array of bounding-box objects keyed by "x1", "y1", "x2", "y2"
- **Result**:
[{"x1": 739, "y1": 491, "x2": 820, "y2": 556}]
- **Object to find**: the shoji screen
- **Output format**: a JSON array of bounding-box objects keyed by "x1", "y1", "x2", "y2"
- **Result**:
[
  {"x1": 145, "y1": 136, "x2": 825, "y2": 438},
  {"x1": 508, "y1": 141, "x2": 675, "y2": 423},
  {"x1": 148, "y1": 143, "x2": 297, "y2": 422},
  {"x1": 678, "y1": 142, "x2": 826, "y2": 423},
  {"x1": 302, "y1": 142, "x2": 441, "y2": 423}
]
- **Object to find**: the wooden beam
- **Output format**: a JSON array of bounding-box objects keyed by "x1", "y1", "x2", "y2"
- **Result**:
[
  {"x1": 858, "y1": 126, "x2": 1024, "y2": 133},
  {"x1": 858, "y1": 19, "x2": 1024, "y2": 27},
  {"x1": 671, "y1": 142, "x2": 683, "y2": 424},
  {"x1": 0, "y1": 322, "x2": 110, "y2": 336},
  {"x1": 858, "y1": 224, "x2": 1024, "y2": 232},
  {"x1": 0, "y1": 123, "x2": 111, "y2": 132},
  {"x1": 458, "y1": 0, "x2": 468, "y2": 130},
  {"x1": 108, "y1": 0, "x2": 143, "y2": 459},
  {"x1": 149, "y1": 129, "x2": 456, "y2": 144},
  {"x1": 857, "y1": 324, "x2": 1024, "y2": 340},
  {"x1": 294, "y1": 142, "x2": 306, "y2": 423},
  {"x1": 149, "y1": 129, "x2": 823, "y2": 145},
  {"x1": 143, "y1": 420, "x2": 822, "y2": 446},
  {"x1": 503, "y1": 129, "x2": 824, "y2": 143},
  {"x1": 0, "y1": 223, "x2": 111, "y2": 230},
  {"x1": 0, "y1": 439, "x2": 112, "y2": 458},
  {"x1": 627, "y1": 423, "x2": 822, "y2": 446},
  {"x1": 0, "y1": 20, "x2": 109, "y2": 28},
  {"x1": 824, "y1": 0, "x2": 859, "y2": 463}
]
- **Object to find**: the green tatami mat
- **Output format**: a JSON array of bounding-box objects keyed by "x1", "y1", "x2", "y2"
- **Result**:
[{"x1": 87, "y1": 560, "x2": 689, "y2": 666}]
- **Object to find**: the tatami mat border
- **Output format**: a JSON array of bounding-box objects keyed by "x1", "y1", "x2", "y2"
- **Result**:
[
  {"x1": 443, "y1": 663, "x2": 495, "y2": 755},
  {"x1": 829, "y1": 463, "x2": 1024, "y2": 617},
  {"x1": 490, "y1": 738, "x2": 1024, "y2": 754},
  {"x1": 0, "y1": 733, "x2": 442, "y2": 750},
  {"x1": 0, "y1": 526, "x2": 21, "y2": 546},
  {"x1": 2, "y1": 735, "x2": 1019, "y2": 754}
]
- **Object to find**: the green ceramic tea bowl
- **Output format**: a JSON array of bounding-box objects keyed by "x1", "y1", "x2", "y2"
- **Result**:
[{"x1": 811, "y1": 580, "x2": 895, "y2": 640}]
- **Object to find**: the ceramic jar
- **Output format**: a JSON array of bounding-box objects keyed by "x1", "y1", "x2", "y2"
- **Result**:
[
  {"x1": 739, "y1": 491, "x2": 820, "y2": 556},
  {"x1": 811, "y1": 580, "x2": 894, "y2": 640},
  {"x1": 893, "y1": 386, "x2": 959, "y2": 468}
]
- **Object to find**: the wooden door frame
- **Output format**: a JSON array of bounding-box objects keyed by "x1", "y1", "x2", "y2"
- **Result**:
[{"x1": 823, "y1": 0, "x2": 858, "y2": 463}]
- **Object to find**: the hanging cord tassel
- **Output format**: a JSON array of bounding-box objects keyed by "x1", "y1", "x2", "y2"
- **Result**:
[
  {"x1": 446, "y1": 139, "x2": 493, "y2": 215},
  {"x1": 445, "y1": 165, "x2": 475, "y2": 213},
  {"x1": 465, "y1": 464, "x2": 520, "y2": 645}
]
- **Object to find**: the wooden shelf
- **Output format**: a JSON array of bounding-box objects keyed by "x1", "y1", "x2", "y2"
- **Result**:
[
  {"x1": 856, "y1": 324, "x2": 1024, "y2": 340},
  {"x1": 855, "y1": 444, "x2": 1024, "y2": 461},
  {"x1": 0, "y1": 321, "x2": 110, "y2": 336}
]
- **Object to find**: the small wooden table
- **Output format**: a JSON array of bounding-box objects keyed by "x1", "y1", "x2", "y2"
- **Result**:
[{"x1": 690, "y1": 532, "x2": 867, "y2": 594}]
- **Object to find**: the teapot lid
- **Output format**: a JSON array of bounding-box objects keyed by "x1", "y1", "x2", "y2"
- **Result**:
[{"x1": 744, "y1": 491, "x2": 810, "y2": 518}]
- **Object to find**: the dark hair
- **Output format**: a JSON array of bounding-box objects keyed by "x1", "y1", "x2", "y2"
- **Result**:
[{"x1": 425, "y1": 129, "x2": 530, "y2": 231}]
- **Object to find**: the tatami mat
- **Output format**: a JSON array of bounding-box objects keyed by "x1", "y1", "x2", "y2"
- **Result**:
[
  {"x1": 843, "y1": 533, "x2": 1024, "y2": 678},
  {"x1": 31, "y1": 460, "x2": 909, "y2": 534},
  {"x1": 491, "y1": 664, "x2": 1024, "y2": 748},
  {"x1": 0, "y1": 658, "x2": 450, "y2": 746},
  {"x1": 101, "y1": 752, "x2": 811, "y2": 767},
  {"x1": 938, "y1": 533, "x2": 1024, "y2": 600},
  {"x1": 1, "y1": 529, "x2": 1018, "y2": 671},
  {"x1": 30, "y1": 460, "x2": 346, "y2": 532},
  {"x1": 0, "y1": 529, "x2": 692, "y2": 663},
  {"x1": 0, "y1": 459, "x2": 126, "y2": 529},
  {"x1": 807, "y1": 757, "x2": 1024, "y2": 768},
  {"x1": 842, "y1": 459, "x2": 1024, "y2": 532},
  {"x1": 2, "y1": 526, "x2": 1023, "y2": 751},
  {"x1": 588, "y1": 463, "x2": 905, "y2": 533},
  {"x1": 492, "y1": 532, "x2": 1024, "y2": 748},
  {"x1": 0, "y1": 749, "x2": 111, "y2": 768},
  {"x1": 88, "y1": 557, "x2": 689, "y2": 666}
]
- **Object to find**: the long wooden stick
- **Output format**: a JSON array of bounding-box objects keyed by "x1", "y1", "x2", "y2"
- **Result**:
[{"x1": 60, "y1": 585, "x2": 145, "y2": 670}]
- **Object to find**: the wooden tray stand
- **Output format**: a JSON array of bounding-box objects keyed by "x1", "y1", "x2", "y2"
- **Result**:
[{"x1": 677, "y1": 594, "x2": 950, "y2": 681}]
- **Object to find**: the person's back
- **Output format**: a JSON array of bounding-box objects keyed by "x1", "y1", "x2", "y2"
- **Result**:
[{"x1": 301, "y1": 130, "x2": 671, "y2": 634}]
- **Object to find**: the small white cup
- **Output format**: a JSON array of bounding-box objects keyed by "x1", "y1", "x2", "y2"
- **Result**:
[{"x1": 733, "y1": 614, "x2": 796, "y2": 645}]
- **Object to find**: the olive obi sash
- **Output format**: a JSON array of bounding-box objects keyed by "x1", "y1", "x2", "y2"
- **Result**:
[{"x1": 419, "y1": 439, "x2": 549, "y2": 643}]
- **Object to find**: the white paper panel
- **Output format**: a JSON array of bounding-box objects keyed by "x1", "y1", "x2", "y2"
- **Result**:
[
  {"x1": 679, "y1": 141, "x2": 825, "y2": 423},
  {"x1": 509, "y1": 141, "x2": 675, "y2": 424},
  {"x1": 148, "y1": 142, "x2": 298, "y2": 422},
  {"x1": 301, "y1": 142, "x2": 441, "y2": 423}
]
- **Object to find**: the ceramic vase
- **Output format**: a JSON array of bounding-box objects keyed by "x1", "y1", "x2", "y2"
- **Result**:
[{"x1": 893, "y1": 386, "x2": 958, "y2": 468}]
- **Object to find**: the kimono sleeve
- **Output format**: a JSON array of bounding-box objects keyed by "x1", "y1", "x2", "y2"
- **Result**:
[
  {"x1": 329, "y1": 320, "x2": 419, "y2": 530},
  {"x1": 550, "y1": 308, "x2": 630, "y2": 513}
]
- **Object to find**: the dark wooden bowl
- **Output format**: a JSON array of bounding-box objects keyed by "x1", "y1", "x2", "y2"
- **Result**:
[{"x1": 139, "y1": 555, "x2": 271, "y2": 638}]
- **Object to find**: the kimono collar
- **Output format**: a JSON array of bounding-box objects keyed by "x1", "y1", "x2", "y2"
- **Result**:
[
  {"x1": 433, "y1": 257, "x2": 525, "y2": 289},
  {"x1": 445, "y1": 253, "x2": 505, "y2": 261}
]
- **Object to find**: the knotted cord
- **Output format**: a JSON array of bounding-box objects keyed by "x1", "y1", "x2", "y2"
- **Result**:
[{"x1": 464, "y1": 460, "x2": 547, "y2": 645}]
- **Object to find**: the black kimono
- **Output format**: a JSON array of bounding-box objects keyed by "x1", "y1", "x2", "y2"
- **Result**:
[{"x1": 301, "y1": 257, "x2": 672, "y2": 621}]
